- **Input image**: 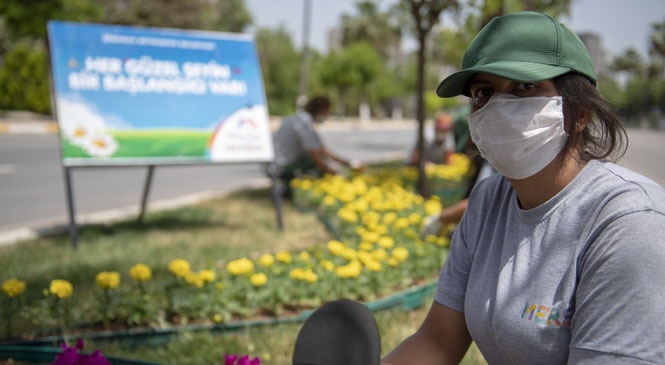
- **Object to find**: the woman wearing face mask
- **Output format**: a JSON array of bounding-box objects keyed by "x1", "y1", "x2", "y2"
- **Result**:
[
  {"x1": 380, "y1": 11, "x2": 665, "y2": 365},
  {"x1": 292, "y1": 12, "x2": 665, "y2": 365}
]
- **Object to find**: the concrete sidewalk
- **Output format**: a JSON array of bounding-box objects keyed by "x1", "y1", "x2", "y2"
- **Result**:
[
  {"x1": 0, "y1": 111, "x2": 418, "y2": 135},
  {"x1": 0, "y1": 111, "x2": 59, "y2": 134}
]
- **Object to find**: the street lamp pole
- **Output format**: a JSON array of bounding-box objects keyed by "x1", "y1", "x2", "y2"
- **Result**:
[{"x1": 297, "y1": 0, "x2": 312, "y2": 110}]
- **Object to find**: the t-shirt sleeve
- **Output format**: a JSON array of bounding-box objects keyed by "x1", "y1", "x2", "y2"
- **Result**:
[
  {"x1": 293, "y1": 121, "x2": 322, "y2": 151},
  {"x1": 434, "y1": 175, "x2": 497, "y2": 313},
  {"x1": 434, "y1": 228, "x2": 471, "y2": 313},
  {"x1": 568, "y1": 210, "x2": 665, "y2": 364}
]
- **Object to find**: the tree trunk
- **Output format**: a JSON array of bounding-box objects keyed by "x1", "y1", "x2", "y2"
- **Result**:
[{"x1": 416, "y1": 31, "x2": 428, "y2": 197}]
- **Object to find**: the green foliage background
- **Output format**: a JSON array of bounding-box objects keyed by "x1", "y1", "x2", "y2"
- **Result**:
[{"x1": 0, "y1": 0, "x2": 664, "y2": 124}]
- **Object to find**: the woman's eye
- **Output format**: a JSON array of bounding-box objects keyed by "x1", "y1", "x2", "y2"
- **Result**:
[
  {"x1": 515, "y1": 82, "x2": 537, "y2": 90},
  {"x1": 471, "y1": 87, "x2": 493, "y2": 108},
  {"x1": 473, "y1": 87, "x2": 493, "y2": 98}
]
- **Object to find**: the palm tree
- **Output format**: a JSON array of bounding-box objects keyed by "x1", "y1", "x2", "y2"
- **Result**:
[
  {"x1": 341, "y1": 1, "x2": 402, "y2": 61},
  {"x1": 610, "y1": 48, "x2": 645, "y2": 81},
  {"x1": 402, "y1": 0, "x2": 459, "y2": 196}
]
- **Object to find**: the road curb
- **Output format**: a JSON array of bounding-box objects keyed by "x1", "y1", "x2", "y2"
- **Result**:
[
  {"x1": 0, "y1": 121, "x2": 59, "y2": 135},
  {"x1": 0, "y1": 178, "x2": 273, "y2": 247},
  {"x1": 0, "y1": 117, "x2": 417, "y2": 135}
]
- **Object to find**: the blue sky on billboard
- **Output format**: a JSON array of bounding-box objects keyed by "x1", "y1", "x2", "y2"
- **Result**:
[
  {"x1": 48, "y1": 21, "x2": 275, "y2": 164},
  {"x1": 49, "y1": 22, "x2": 266, "y2": 130}
]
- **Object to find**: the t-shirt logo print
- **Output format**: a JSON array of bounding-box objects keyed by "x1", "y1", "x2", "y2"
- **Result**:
[{"x1": 521, "y1": 301, "x2": 573, "y2": 327}]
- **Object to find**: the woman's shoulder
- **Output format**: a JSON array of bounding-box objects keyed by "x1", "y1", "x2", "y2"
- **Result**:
[{"x1": 588, "y1": 160, "x2": 665, "y2": 214}]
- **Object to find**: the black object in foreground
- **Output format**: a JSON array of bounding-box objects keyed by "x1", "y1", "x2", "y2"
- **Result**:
[{"x1": 293, "y1": 299, "x2": 381, "y2": 365}]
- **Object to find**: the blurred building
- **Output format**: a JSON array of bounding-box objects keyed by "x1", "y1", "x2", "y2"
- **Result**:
[
  {"x1": 327, "y1": 27, "x2": 343, "y2": 52},
  {"x1": 577, "y1": 32, "x2": 609, "y2": 75}
]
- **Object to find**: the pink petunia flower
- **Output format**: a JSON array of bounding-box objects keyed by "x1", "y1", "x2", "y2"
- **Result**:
[{"x1": 224, "y1": 354, "x2": 238, "y2": 365}]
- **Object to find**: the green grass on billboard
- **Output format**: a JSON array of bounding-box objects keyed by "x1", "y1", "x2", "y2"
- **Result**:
[{"x1": 60, "y1": 129, "x2": 211, "y2": 161}]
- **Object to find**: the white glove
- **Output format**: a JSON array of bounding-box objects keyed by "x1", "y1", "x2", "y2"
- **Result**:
[
  {"x1": 349, "y1": 159, "x2": 363, "y2": 170},
  {"x1": 422, "y1": 213, "x2": 443, "y2": 237}
]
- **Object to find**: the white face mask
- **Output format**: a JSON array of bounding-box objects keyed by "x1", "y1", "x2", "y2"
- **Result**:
[{"x1": 468, "y1": 93, "x2": 567, "y2": 179}]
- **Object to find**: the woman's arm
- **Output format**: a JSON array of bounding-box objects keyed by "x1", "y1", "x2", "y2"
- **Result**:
[{"x1": 382, "y1": 301, "x2": 472, "y2": 365}]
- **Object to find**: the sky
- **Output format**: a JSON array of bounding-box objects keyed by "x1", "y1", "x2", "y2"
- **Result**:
[{"x1": 245, "y1": 0, "x2": 665, "y2": 59}]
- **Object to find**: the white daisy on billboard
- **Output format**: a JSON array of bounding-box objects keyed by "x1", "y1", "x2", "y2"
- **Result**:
[
  {"x1": 83, "y1": 132, "x2": 119, "y2": 158},
  {"x1": 56, "y1": 96, "x2": 108, "y2": 147}
]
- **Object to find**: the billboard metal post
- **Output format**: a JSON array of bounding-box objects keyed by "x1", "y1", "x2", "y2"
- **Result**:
[
  {"x1": 268, "y1": 163, "x2": 284, "y2": 231},
  {"x1": 63, "y1": 166, "x2": 79, "y2": 249},
  {"x1": 138, "y1": 165, "x2": 155, "y2": 224}
]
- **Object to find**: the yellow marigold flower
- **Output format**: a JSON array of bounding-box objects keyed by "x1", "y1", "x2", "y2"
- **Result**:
[
  {"x1": 290, "y1": 268, "x2": 306, "y2": 280},
  {"x1": 357, "y1": 251, "x2": 373, "y2": 265},
  {"x1": 49, "y1": 279, "x2": 74, "y2": 299},
  {"x1": 438, "y1": 237, "x2": 451, "y2": 247},
  {"x1": 382, "y1": 212, "x2": 398, "y2": 225},
  {"x1": 198, "y1": 269, "x2": 215, "y2": 283},
  {"x1": 300, "y1": 179, "x2": 313, "y2": 190},
  {"x1": 377, "y1": 236, "x2": 395, "y2": 249},
  {"x1": 258, "y1": 253, "x2": 275, "y2": 267},
  {"x1": 424, "y1": 198, "x2": 443, "y2": 216},
  {"x1": 337, "y1": 191, "x2": 355, "y2": 203},
  {"x1": 185, "y1": 272, "x2": 204, "y2": 288},
  {"x1": 320, "y1": 260, "x2": 335, "y2": 272},
  {"x1": 335, "y1": 260, "x2": 362, "y2": 279},
  {"x1": 213, "y1": 313, "x2": 223, "y2": 323},
  {"x1": 362, "y1": 211, "x2": 380, "y2": 226},
  {"x1": 372, "y1": 248, "x2": 388, "y2": 261},
  {"x1": 425, "y1": 234, "x2": 440, "y2": 243},
  {"x1": 392, "y1": 247, "x2": 409, "y2": 262},
  {"x1": 303, "y1": 269, "x2": 318, "y2": 283},
  {"x1": 409, "y1": 212, "x2": 422, "y2": 224},
  {"x1": 250, "y1": 272, "x2": 268, "y2": 287},
  {"x1": 337, "y1": 208, "x2": 358, "y2": 223},
  {"x1": 276, "y1": 250, "x2": 292, "y2": 264},
  {"x1": 361, "y1": 231, "x2": 380, "y2": 243},
  {"x1": 359, "y1": 242, "x2": 374, "y2": 251},
  {"x1": 291, "y1": 267, "x2": 318, "y2": 282},
  {"x1": 95, "y1": 271, "x2": 120, "y2": 290},
  {"x1": 393, "y1": 217, "x2": 410, "y2": 229},
  {"x1": 327, "y1": 240, "x2": 346, "y2": 256},
  {"x1": 129, "y1": 263, "x2": 152, "y2": 282},
  {"x1": 352, "y1": 199, "x2": 369, "y2": 212},
  {"x1": 2, "y1": 278, "x2": 26, "y2": 298},
  {"x1": 323, "y1": 195, "x2": 336, "y2": 206},
  {"x1": 226, "y1": 258, "x2": 254, "y2": 276},
  {"x1": 216, "y1": 282, "x2": 224, "y2": 290},
  {"x1": 364, "y1": 259, "x2": 382, "y2": 272},
  {"x1": 387, "y1": 257, "x2": 400, "y2": 267},
  {"x1": 341, "y1": 247, "x2": 357, "y2": 260},
  {"x1": 168, "y1": 259, "x2": 191, "y2": 278},
  {"x1": 298, "y1": 251, "x2": 311, "y2": 262}
]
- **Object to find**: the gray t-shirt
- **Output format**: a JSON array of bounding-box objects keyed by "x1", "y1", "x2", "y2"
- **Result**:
[
  {"x1": 272, "y1": 112, "x2": 322, "y2": 169},
  {"x1": 436, "y1": 159, "x2": 665, "y2": 364}
]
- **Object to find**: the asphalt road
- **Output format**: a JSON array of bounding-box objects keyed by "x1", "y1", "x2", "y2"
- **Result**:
[
  {"x1": 1, "y1": 126, "x2": 664, "y2": 245},
  {"x1": 0, "y1": 126, "x2": 415, "y2": 243}
]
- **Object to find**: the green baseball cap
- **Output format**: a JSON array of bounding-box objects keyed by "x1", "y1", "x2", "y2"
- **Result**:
[{"x1": 436, "y1": 11, "x2": 596, "y2": 98}]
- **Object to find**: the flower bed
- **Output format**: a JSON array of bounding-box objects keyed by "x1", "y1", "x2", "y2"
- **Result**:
[{"x1": 0, "y1": 154, "x2": 471, "y2": 346}]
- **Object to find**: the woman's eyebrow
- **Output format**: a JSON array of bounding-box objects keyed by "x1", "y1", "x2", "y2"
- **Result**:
[{"x1": 468, "y1": 78, "x2": 491, "y2": 88}]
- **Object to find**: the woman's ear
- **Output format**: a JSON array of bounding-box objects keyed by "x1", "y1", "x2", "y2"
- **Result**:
[{"x1": 575, "y1": 108, "x2": 593, "y2": 132}]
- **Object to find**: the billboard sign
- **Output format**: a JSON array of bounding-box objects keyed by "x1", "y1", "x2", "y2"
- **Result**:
[{"x1": 47, "y1": 21, "x2": 274, "y2": 166}]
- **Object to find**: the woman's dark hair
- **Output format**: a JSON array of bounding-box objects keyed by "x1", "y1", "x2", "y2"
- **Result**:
[
  {"x1": 304, "y1": 96, "x2": 331, "y2": 115},
  {"x1": 554, "y1": 73, "x2": 628, "y2": 162}
]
